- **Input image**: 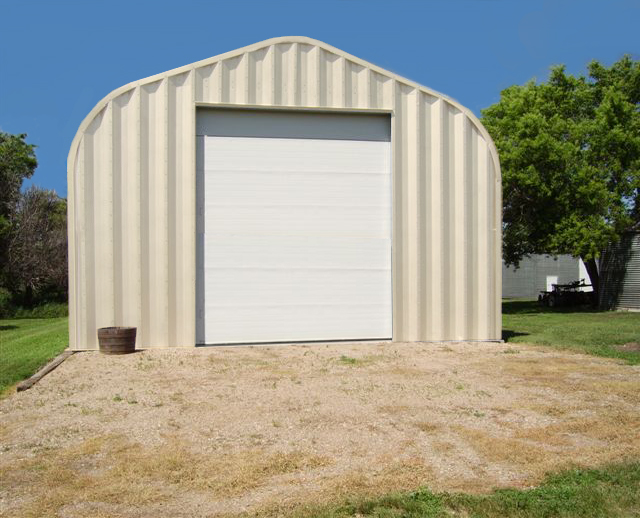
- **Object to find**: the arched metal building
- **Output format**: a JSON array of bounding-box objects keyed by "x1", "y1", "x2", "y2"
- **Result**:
[{"x1": 67, "y1": 36, "x2": 502, "y2": 350}]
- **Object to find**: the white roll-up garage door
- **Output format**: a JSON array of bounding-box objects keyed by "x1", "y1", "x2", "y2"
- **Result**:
[{"x1": 196, "y1": 109, "x2": 391, "y2": 345}]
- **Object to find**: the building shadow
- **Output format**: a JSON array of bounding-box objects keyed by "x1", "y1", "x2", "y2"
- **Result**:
[{"x1": 501, "y1": 329, "x2": 530, "y2": 342}]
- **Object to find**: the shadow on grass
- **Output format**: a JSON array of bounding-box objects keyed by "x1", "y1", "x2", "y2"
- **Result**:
[
  {"x1": 502, "y1": 299, "x2": 604, "y2": 315},
  {"x1": 0, "y1": 325, "x2": 18, "y2": 331},
  {"x1": 502, "y1": 329, "x2": 529, "y2": 342}
]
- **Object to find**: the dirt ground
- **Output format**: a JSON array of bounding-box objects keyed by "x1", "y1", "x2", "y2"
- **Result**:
[{"x1": 1, "y1": 341, "x2": 639, "y2": 517}]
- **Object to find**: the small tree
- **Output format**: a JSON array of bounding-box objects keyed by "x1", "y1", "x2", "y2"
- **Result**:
[
  {"x1": 5, "y1": 186, "x2": 67, "y2": 306},
  {"x1": 481, "y1": 56, "x2": 640, "y2": 301}
]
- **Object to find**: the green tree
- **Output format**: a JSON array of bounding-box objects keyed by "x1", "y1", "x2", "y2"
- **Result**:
[
  {"x1": 481, "y1": 56, "x2": 640, "y2": 301},
  {"x1": 5, "y1": 186, "x2": 67, "y2": 306},
  {"x1": 0, "y1": 132, "x2": 38, "y2": 286}
]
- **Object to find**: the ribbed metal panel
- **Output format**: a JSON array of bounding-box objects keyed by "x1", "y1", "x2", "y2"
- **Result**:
[
  {"x1": 600, "y1": 233, "x2": 640, "y2": 310},
  {"x1": 502, "y1": 255, "x2": 582, "y2": 299},
  {"x1": 67, "y1": 36, "x2": 502, "y2": 349}
]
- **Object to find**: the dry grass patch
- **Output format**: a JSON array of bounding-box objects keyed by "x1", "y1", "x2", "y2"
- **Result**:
[
  {"x1": 377, "y1": 404, "x2": 413, "y2": 416},
  {"x1": 450, "y1": 425, "x2": 565, "y2": 480},
  {"x1": 586, "y1": 379, "x2": 640, "y2": 403},
  {"x1": 515, "y1": 411, "x2": 640, "y2": 453},
  {"x1": 1, "y1": 435, "x2": 331, "y2": 517},
  {"x1": 329, "y1": 457, "x2": 436, "y2": 496},
  {"x1": 414, "y1": 421, "x2": 442, "y2": 433},
  {"x1": 499, "y1": 356, "x2": 624, "y2": 380},
  {"x1": 2, "y1": 436, "x2": 171, "y2": 518},
  {"x1": 494, "y1": 357, "x2": 640, "y2": 404},
  {"x1": 450, "y1": 409, "x2": 640, "y2": 486},
  {"x1": 254, "y1": 457, "x2": 438, "y2": 517},
  {"x1": 114, "y1": 440, "x2": 330, "y2": 496},
  {"x1": 0, "y1": 422, "x2": 13, "y2": 443}
]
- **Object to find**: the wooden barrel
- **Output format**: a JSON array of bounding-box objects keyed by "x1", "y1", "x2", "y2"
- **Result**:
[{"x1": 97, "y1": 327, "x2": 137, "y2": 354}]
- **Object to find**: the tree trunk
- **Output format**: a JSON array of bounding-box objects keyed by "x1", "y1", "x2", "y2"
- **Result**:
[{"x1": 582, "y1": 257, "x2": 600, "y2": 307}]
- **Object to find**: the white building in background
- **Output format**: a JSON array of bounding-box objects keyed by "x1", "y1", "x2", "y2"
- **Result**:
[{"x1": 502, "y1": 255, "x2": 592, "y2": 299}]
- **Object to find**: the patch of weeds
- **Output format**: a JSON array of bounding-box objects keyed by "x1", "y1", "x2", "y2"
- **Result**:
[
  {"x1": 169, "y1": 392, "x2": 184, "y2": 403},
  {"x1": 502, "y1": 348, "x2": 520, "y2": 354},
  {"x1": 415, "y1": 422, "x2": 440, "y2": 433},
  {"x1": 337, "y1": 354, "x2": 382, "y2": 367},
  {"x1": 454, "y1": 383, "x2": 465, "y2": 390},
  {"x1": 127, "y1": 398, "x2": 138, "y2": 405},
  {"x1": 272, "y1": 420, "x2": 282, "y2": 428},
  {"x1": 543, "y1": 406, "x2": 566, "y2": 417},
  {"x1": 112, "y1": 394, "x2": 123, "y2": 402},
  {"x1": 473, "y1": 411, "x2": 485, "y2": 418}
]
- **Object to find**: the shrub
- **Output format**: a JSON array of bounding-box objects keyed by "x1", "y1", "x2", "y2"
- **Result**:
[
  {"x1": 12, "y1": 302, "x2": 68, "y2": 319},
  {"x1": 0, "y1": 287, "x2": 14, "y2": 318}
]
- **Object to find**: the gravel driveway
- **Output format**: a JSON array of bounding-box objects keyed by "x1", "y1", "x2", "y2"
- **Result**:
[{"x1": 1, "y1": 341, "x2": 639, "y2": 517}]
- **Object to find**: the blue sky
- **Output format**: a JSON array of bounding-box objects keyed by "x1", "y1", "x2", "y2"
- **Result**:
[{"x1": 1, "y1": 0, "x2": 638, "y2": 197}]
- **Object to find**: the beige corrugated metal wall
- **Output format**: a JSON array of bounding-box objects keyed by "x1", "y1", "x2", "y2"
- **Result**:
[{"x1": 68, "y1": 36, "x2": 501, "y2": 350}]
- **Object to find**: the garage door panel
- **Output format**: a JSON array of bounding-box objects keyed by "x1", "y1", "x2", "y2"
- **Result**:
[
  {"x1": 204, "y1": 137, "x2": 390, "y2": 175},
  {"x1": 204, "y1": 237, "x2": 391, "y2": 269},
  {"x1": 204, "y1": 207, "x2": 391, "y2": 237},
  {"x1": 197, "y1": 109, "x2": 391, "y2": 142},
  {"x1": 205, "y1": 171, "x2": 391, "y2": 209},
  {"x1": 206, "y1": 303, "x2": 393, "y2": 344},
  {"x1": 204, "y1": 268, "x2": 391, "y2": 306}
]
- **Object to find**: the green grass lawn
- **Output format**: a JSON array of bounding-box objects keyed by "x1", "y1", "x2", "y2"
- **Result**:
[
  {"x1": 502, "y1": 299, "x2": 640, "y2": 364},
  {"x1": 296, "y1": 461, "x2": 640, "y2": 517},
  {"x1": 0, "y1": 317, "x2": 68, "y2": 393}
]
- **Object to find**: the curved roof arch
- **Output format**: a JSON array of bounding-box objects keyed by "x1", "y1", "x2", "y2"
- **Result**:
[{"x1": 68, "y1": 36, "x2": 499, "y2": 175}]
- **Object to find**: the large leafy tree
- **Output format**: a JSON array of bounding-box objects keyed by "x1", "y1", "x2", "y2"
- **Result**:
[
  {"x1": 0, "y1": 132, "x2": 38, "y2": 286},
  {"x1": 482, "y1": 56, "x2": 640, "y2": 300}
]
